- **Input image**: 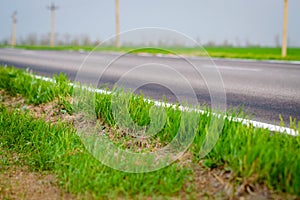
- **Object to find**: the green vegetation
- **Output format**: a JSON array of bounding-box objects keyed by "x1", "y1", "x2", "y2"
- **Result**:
[
  {"x1": 1, "y1": 66, "x2": 300, "y2": 198},
  {"x1": 204, "y1": 47, "x2": 300, "y2": 61},
  {"x1": 0, "y1": 68, "x2": 72, "y2": 105},
  {"x1": 206, "y1": 120, "x2": 300, "y2": 194},
  {"x1": 2, "y1": 45, "x2": 300, "y2": 61},
  {"x1": 0, "y1": 107, "x2": 188, "y2": 198}
]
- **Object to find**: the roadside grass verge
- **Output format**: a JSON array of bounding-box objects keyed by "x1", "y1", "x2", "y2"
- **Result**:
[
  {"x1": 0, "y1": 106, "x2": 189, "y2": 199},
  {"x1": 2, "y1": 45, "x2": 300, "y2": 61},
  {"x1": 1, "y1": 65, "x2": 300, "y2": 197}
]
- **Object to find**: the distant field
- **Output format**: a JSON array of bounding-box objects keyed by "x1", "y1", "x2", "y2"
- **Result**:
[
  {"x1": 204, "y1": 47, "x2": 300, "y2": 61},
  {"x1": 2, "y1": 45, "x2": 300, "y2": 61}
]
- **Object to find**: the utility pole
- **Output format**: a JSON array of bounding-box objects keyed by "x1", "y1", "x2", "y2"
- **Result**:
[
  {"x1": 115, "y1": 0, "x2": 120, "y2": 48},
  {"x1": 282, "y1": 0, "x2": 289, "y2": 57},
  {"x1": 47, "y1": 2, "x2": 58, "y2": 47},
  {"x1": 11, "y1": 11, "x2": 17, "y2": 47}
]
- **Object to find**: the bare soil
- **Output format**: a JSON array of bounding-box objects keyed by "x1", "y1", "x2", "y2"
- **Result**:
[{"x1": 0, "y1": 160, "x2": 75, "y2": 200}]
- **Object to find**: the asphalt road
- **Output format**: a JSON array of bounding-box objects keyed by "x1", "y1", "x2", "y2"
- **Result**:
[{"x1": 0, "y1": 48, "x2": 299, "y2": 125}]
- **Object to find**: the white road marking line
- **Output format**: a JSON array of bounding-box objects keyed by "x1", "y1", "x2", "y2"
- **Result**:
[
  {"x1": 33, "y1": 74, "x2": 298, "y2": 136},
  {"x1": 204, "y1": 65, "x2": 262, "y2": 72},
  {"x1": 134, "y1": 51, "x2": 300, "y2": 65},
  {"x1": 212, "y1": 57, "x2": 300, "y2": 65}
]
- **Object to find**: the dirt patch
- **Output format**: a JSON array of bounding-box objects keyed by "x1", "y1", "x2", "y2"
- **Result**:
[
  {"x1": 0, "y1": 151, "x2": 77, "y2": 200},
  {"x1": 0, "y1": 90, "x2": 76, "y2": 125},
  {"x1": 175, "y1": 153, "x2": 297, "y2": 200},
  {"x1": 187, "y1": 163, "x2": 291, "y2": 200},
  {"x1": 0, "y1": 167, "x2": 74, "y2": 200}
]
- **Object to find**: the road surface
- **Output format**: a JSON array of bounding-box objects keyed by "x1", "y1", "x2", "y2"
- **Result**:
[{"x1": 0, "y1": 48, "x2": 299, "y2": 125}]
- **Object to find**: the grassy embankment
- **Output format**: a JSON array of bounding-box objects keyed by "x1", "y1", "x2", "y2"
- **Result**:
[
  {"x1": 1, "y1": 45, "x2": 300, "y2": 61},
  {"x1": 0, "y1": 66, "x2": 300, "y2": 198}
]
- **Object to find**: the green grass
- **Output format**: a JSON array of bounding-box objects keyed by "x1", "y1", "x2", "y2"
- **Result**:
[
  {"x1": 204, "y1": 47, "x2": 300, "y2": 61},
  {"x1": 1, "y1": 66, "x2": 300, "y2": 197},
  {"x1": 0, "y1": 106, "x2": 189, "y2": 198},
  {"x1": 0, "y1": 68, "x2": 72, "y2": 105},
  {"x1": 2, "y1": 45, "x2": 300, "y2": 61},
  {"x1": 205, "y1": 120, "x2": 300, "y2": 193}
]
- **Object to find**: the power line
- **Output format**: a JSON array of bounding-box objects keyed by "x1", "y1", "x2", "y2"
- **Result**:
[{"x1": 47, "y1": 2, "x2": 59, "y2": 47}]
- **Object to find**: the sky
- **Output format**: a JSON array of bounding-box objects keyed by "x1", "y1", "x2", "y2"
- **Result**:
[{"x1": 1, "y1": 0, "x2": 300, "y2": 47}]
